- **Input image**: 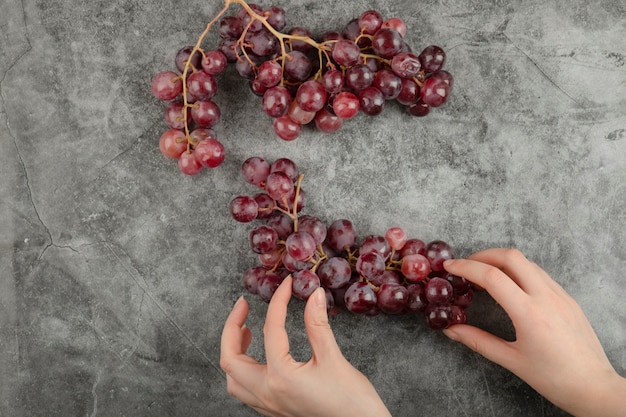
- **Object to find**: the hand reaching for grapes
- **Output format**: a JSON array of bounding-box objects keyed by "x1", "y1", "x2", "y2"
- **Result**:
[
  {"x1": 442, "y1": 248, "x2": 626, "y2": 417},
  {"x1": 220, "y1": 275, "x2": 392, "y2": 417}
]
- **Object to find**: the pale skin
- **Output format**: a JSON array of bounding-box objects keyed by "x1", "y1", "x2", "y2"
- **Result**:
[{"x1": 220, "y1": 248, "x2": 626, "y2": 417}]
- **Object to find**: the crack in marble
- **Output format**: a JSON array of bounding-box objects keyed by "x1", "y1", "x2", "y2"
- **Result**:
[{"x1": 105, "y1": 242, "x2": 225, "y2": 377}]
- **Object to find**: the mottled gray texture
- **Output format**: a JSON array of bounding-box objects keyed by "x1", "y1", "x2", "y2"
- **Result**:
[{"x1": 1, "y1": 0, "x2": 625, "y2": 416}]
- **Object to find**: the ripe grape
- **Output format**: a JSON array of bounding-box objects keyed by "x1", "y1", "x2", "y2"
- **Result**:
[
  {"x1": 190, "y1": 100, "x2": 221, "y2": 127},
  {"x1": 273, "y1": 116, "x2": 301, "y2": 141},
  {"x1": 249, "y1": 225, "x2": 279, "y2": 254},
  {"x1": 285, "y1": 231, "x2": 317, "y2": 261},
  {"x1": 242, "y1": 156, "x2": 270, "y2": 186},
  {"x1": 419, "y1": 45, "x2": 446, "y2": 73},
  {"x1": 187, "y1": 71, "x2": 217, "y2": 100},
  {"x1": 194, "y1": 138, "x2": 225, "y2": 168},
  {"x1": 292, "y1": 270, "x2": 321, "y2": 300},
  {"x1": 296, "y1": 80, "x2": 327, "y2": 112},
  {"x1": 318, "y1": 257, "x2": 352, "y2": 289},
  {"x1": 377, "y1": 283, "x2": 408, "y2": 314},
  {"x1": 332, "y1": 92, "x2": 360, "y2": 119},
  {"x1": 152, "y1": 71, "x2": 183, "y2": 101},
  {"x1": 326, "y1": 219, "x2": 357, "y2": 251},
  {"x1": 358, "y1": 87, "x2": 385, "y2": 116},
  {"x1": 263, "y1": 86, "x2": 292, "y2": 117},
  {"x1": 314, "y1": 109, "x2": 343, "y2": 133},
  {"x1": 159, "y1": 129, "x2": 187, "y2": 159},
  {"x1": 230, "y1": 195, "x2": 259, "y2": 223},
  {"x1": 178, "y1": 151, "x2": 203, "y2": 175},
  {"x1": 344, "y1": 282, "x2": 377, "y2": 314},
  {"x1": 201, "y1": 50, "x2": 228, "y2": 75},
  {"x1": 371, "y1": 28, "x2": 403, "y2": 58}
]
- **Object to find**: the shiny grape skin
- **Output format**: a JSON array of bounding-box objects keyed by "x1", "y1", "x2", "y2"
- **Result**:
[
  {"x1": 249, "y1": 225, "x2": 279, "y2": 254},
  {"x1": 266, "y1": 212, "x2": 294, "y2": 239},
  {"x1": 258, "y1": 272, "x2": 283, "y2": 303},
  {"x1": 419, "y1": 45, "x2": 446, "y2": 73},
  {"x1": 371, "y1": 28, "x2": 403, "y2": 59},
  {"x1": 201, "y1": 50, "x2": 228, "y2": 75},
  {"x1": 178, "y1": 151, "x2": 203, "y2": 175},
  {"x1": 243, "y1": 265, "x2": 268, "y2": 295},
  {"x1": 298, "y1": 216, "x2": 327, "y2": 244},
  {"x1": 401, "y1": 254, "x2": 431, "y2": 282},
  {"x1": 345, "y1": 64, "x2": 374, "y2": 91},
  {"x1": 358, "y1": 87, "x2": 385, "y2": 116},
  {"x1": 190, "y1": 100, "x2": 221, "y2": 128},
  {"x1": 292, "y1": 270, "x2": 321, "y2": 301},
  {"x1": 425, "y1": 305, "x2": 453, "y2": 329},
  {"x1": 376, "y1": 283, "x2": 409, "y2": 314},
  {"x1": 426, "y1": 240, "x2": 455, "y2": 271},
  {"x1": 372, "y1": 69, "x2": 402, "y2": 100},
  {"x1": 285, "y1": 231, "x2": 317, "y2": 261},
  {"x1": 420, "y1": 76, "x2": 450, "y2": 107},
  {"x1": 229, "y1": 195, "x2": 259, "y2": 223},
  {"x1": 314, "y1": 108, "x2": 343, "y2": 133},
  {"x1": 356, "y1": 252, "x2": 386, "y2": 280},
  {"x1": 326, "y1": 219, "x2": 357, "y2": 252},
  {"x1": 273, "y1": 116, "x2": 301, "y2": 141},
  {"x1": 194, "y1": 138, "x2": 225, "y2": 168},
  {"x1": 159, "y1": 129, "x2": 187, "y2": 159},
  {"x1": 296, "y1": 80, "x2": 327, "y2": 112},
  {"x1": 359, "y1": 235, "x2": 391, "y2": 259},
  {"x1": 263, "y1": 86, "x2": 292, "y2": 118},
  {"x1": 332, "y1": 40, "x2": 361, "y2": 67},
  {"x1": 317, "y1": 257, "x2": 352, "y2": 289},
  {"x1": 424, "y1": 277, "x2": 453, "y2": 305},
  {"x1": 344, "y1": 281, "x2": 377, "y2": 314},
  {"x1": 151, "y1": 71, "x2": 182, "y2": 101},
  {"x1": 164, "y1": 101, "x2": 187, "y2": 129},
  {"x1": 242, "y1": 156, "x2": 270, "y2": 186},
  {"x1": 332, "y1": 92, "x2": 360, "y2": 119},
  {"x1": 358, "y1": 10, "x2": 383, "y2": 35}
]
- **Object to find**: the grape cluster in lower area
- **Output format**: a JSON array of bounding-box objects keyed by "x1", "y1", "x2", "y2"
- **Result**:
[
  {"x1": 229, "y1": 157, "x2": 473, "y2": 330},
  {"x1": 151, "y1": 0, "x2": 453, "y2": 174}
]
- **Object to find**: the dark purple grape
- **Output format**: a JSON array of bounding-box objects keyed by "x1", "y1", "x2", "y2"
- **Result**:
[
  {"x1": 406, "y1": 283, "x2": 428, "y2": 312},
  {"x1": 450, "y1": 306, "x2": 467, "y2": 325},
  {"x1": 298, "y1": 216, "x2": 327, "y2": 244},
  {"x1": 250, "y1": 225, "x2": 278, "y2": 254},
  {"x1": 266, "y1": 212, "x2": 294, "y2": 239},
  {"x1": 284, "y1": 51, "x2": 312, "y2": 81},
  {"x1": 372, "y1": 69, "x2": 402, "y2": 99},
  {"x1": 425, "y1": 277, "x2": 453, "y2": 305},
  {"x1": 426, "y1": 240, "x2": 454, "y2": 271},
  {"x1": 401, "y1": 254, "x2": 431, "y2": 282},
  {"x1": 219, "y1": 16, "x2": 244, "y2": 40},
  {"x1": 296, "y1": 80, "x2": 327, "y2": 112},
  {"x1": 318, "y1": 257, "x2": 352, "y2": 289},
  {"x1": 332, "y1": 40, "x2": 361, "y2": 67},
  {"x1": 358, "y1": 10, "x2": 383, "y2": 35},
  {"x1": 292, "y1": 270, "x2": 321, "y2": 301},
  {"x1": 287, "y1": 27, "x2": 314, "y2": 53},
  {"x1": 396, "y1": 78, "x2": 420, "y2": 105},
  {"x1": 187, "y1": 71, "x2": 217, "y2": 100},
  {"x1": 346, "y1": 64, "x2": 374, "y2": 91},
  {"x1": 314, "y1": 108, "x2": 343, "y2": 133},
  {"x1": 218, "y1": 38, "x2": 241, "y2": 63},
  {"x1": 246, "y1": 29, "x2": 279, "y2": 56},
  {"x1": 322, "y1": 69, "x2": 344, "y2": 94},
  {"x1": 419, "y1": 45, "x2": 446, "y2": 73},
  {"x1": 359, "y1": 235, "x2": 391, "y2": 260},
  {"x1": 190, "y1": 100, "x2": 220, "y2": 128},
  {"x1": 257, "y1": 60, "x2": 283, "y2": 87},
  {"x1": 371, "y1": 28, "x2": 403, "y2": 59},
  {"x1": 407, "y1": 100, "x2": 430, "y2": 117},
  {"x1": 285, "y1": 231, "x2": 317, "y2": 261},
  {"x1": 265, "y1": 171, "x2": 294, "y2": 200},
  {"x1": 273, "y1": 116, "x2": 301, "y2": 141},
  {"x1": 454, "y1": 288, "x2": 474, "y2": 309},
  {"x1": 391, "y1": 52, "x2": 421, "y2": 78},
  {"x1": 370, "y1": 270, "x2": 401, "y2": 287},
  {"x1": 326, "y1": 219, "x2": 357, "y2": 252},
  {"x1": 344, "y1": 282, "x2": 377, "y2": 314},
  {"x1": 258, "y1": 272, "x2": 283, "y2": 302},
  {"x1": 358, "y1": 86, "x2": 385, "y2": 116},
  {"x1": 201, "y1": 50, "x2": 228, "y2": 75},
  {"x1": 265, "y1": 5, "x2": 287, "y2": 31},
  {"x1": 229, "y1": 195, "x2": 258, "y2": 222},
  {"x1": 164, "y1": 101, "x2": 188, "y2": 129},
  {"x1": 242, "y1": 156, "x2": 270, "y2": 186},
  {"x1": 243, "y1": 265, "x2": 268, "y2": 294},
  {"x1": 152, "y1": 71, "x2": 182, "y2": 101},
  {"x1": 263, "y1": 86, "x2": 292, "y2": 118},
  {"x1": 420, "y1": 76, "x2": 450, "y2": 107},
  {"x1": 253, "y1": 193, "x2": 274, "y2": 219},
  {"x1": 175, "y1": 46, "x2": 202, "y2": 72},
  {"x1": 425, "y1": 305, "x2": 453, "y2": 329},
  {"x1": 282, "y1": 252, "x2": 309, "y2": 272},
  {"x1": 356, "y1": 252, "x2": 385, "y2": 280},
  {"x1": 376, "y1": 283, "x2": 409, "y2": 314}
]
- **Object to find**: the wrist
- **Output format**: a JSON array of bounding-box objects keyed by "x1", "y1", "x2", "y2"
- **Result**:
[{"x1": 572, "y1": 370, "x2": 626, "y2": 417}]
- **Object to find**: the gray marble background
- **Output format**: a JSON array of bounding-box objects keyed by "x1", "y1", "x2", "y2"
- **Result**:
[{"x1": 1, "y1": 0, "x2": 625, "y2": 416}]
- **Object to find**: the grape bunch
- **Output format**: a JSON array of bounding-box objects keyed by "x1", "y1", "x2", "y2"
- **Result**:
[
  {"x1": 151, "y1": 0, "x2": 453, "y2": 174},
  {"x1": 229, "y1": 157, "x2": 474, "y2": 330}
]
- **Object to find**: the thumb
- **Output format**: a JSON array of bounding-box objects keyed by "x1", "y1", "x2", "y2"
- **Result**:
[
  {"x1": 443, "y1": 324, "x2": 517, "y2": 371},
  {"x1": 304, "y1": 287, "x2": 341, "y2": 363}
]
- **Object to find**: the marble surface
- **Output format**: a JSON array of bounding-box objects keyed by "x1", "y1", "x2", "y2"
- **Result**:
[{"x1": 1, "y1": 0, "x2": 625, "y2": 415}]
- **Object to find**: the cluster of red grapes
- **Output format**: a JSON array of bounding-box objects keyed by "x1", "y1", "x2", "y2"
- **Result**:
[
  {"x1": 229, "y1": 157, "x2": 473, "y2": 330},
  {"x1": 150, "y1": 0, "x2": 453, "y2": 174}
]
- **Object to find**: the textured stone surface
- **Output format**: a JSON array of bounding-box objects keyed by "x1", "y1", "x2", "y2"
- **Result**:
[{"x1": 1, "y1": 0, "x2": 625, "y2": 416}]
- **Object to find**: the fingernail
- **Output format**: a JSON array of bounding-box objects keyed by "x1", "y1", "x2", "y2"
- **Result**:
[
  {"x1": 443, "y1": 259, "x2": 455, "y2": 268},
  {"x1": 443, "y1": 328, "x2": 459, "y2": 341},
  {"x1": 234, "y1": 295, "x2": 245, "y2": 306}
]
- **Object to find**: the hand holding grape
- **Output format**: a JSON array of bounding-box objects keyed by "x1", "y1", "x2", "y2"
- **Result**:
[
  {"x1": 442, "y1": 248, "x2": 626, "y2": 417},
  {"x1": 220, "y1": 275, "x2": 392, "y2": 417}
]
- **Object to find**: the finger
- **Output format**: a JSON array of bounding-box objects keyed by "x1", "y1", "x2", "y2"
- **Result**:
[
  {"x1": 221, "y1": 296, "x2": 250, "y2": 356},
  {"x1": 443, "y1": 324, "x2": 520, "y2": 373},
  {"x1": 467, "y1": 248, "x2": 544, "y2": 293},
  {"x1": 444, "y1": 257, "x2": 528, "y2": 319},
  {"x1": 304, "y1": 287, "x2": 341, "y2": 363},
  {"x1": 263, "y1": 275, "x2": 295, "y2": 367}
]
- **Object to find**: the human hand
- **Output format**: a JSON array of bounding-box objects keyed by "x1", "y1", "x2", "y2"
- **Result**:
[
  {"x1": 220, "y1": 275, "x2": 392, "y2": 417},
  {"x1": 443, "y1": 248, "x2": 626, "y2": 417}
]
